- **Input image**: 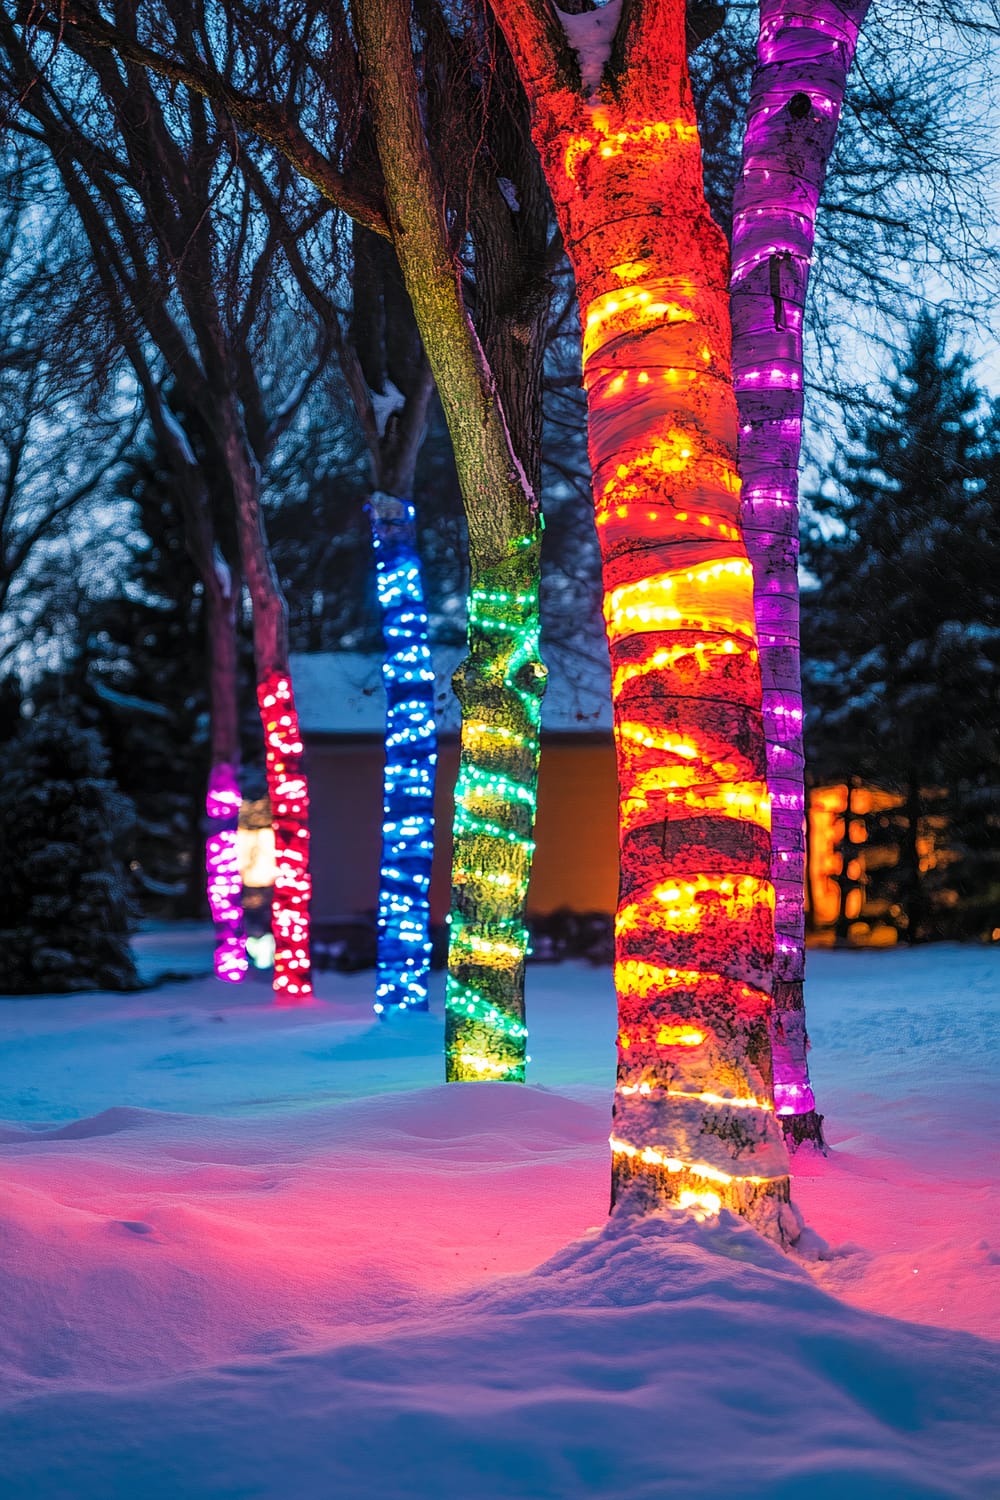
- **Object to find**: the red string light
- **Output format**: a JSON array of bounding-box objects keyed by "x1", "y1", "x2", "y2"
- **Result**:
[{"x1": 257, "y1": 673, "x2": 312, "y2": 1001}]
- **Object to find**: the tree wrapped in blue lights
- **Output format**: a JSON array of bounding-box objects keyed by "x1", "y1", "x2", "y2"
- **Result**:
[{"x1": 369, "y1": 491, "x2": 438, "y2": 1011}]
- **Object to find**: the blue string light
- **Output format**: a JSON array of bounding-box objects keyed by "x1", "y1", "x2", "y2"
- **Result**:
[{"x1": 368, "y1": 493, "x2": 437, "y2": 1013}]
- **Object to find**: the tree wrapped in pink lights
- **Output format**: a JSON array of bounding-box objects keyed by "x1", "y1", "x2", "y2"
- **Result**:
[
  {"x1": 195, "y1": 546, "x2": 247, "y2": 987},
  {"x1": 731, "y1": 0, "x2": 870, "y2": 1145},
  {"x1": 205, "y1": 763, "x2": 248, "y2": 985}
]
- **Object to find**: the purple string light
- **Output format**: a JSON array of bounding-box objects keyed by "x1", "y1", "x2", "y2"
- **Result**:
[
  {"x1": 731, "y1": 0, "x2": 869, "y2": 1126},
  {"x1": 205, "y1": 761, "x2": 247, "y2": 983}
]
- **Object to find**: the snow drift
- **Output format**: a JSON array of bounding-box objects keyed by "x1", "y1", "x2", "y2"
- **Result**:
[{"x1": 1, "y1": 933, "x2": 997, "y2": 1497}]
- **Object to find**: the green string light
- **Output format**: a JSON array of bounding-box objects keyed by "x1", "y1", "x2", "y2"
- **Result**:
[
  {"x1": 445, "y1": 543, "x2": 545, "y2": 1084},
  {"x1": 445, "y1": 981, "x2": 530, "y2": 1041}
]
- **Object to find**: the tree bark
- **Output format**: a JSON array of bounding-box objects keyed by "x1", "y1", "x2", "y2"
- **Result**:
[
  {"x1": 490, "y1": 0, "x2": 793, "y2": 1232},
  {"x1": 731, "y1": 0, "x2": 869, "y2": 1145},
  {"x1": 446, "y1": 544, "x2": 545, "y2": 1079}
]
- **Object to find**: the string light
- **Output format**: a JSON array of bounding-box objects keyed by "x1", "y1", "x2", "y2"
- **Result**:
[
  {"x1": 205, "y1": 761, "x2": 247, "y2": 983},
  {"x1": 609, "y1": 1135, "x2": 787, "y2": 1216},
  {"x1": 445, "y1": 552, "x2": 545, "y2": 1083},
  {"x1": 617, "y1": 1083, "x2": 773, "y2": 1110},
  {"x1": 498, "y1": 0, "x2": 792, "y2": 1220},
  {"x1": 677, "y1": 1189, "x2": 723, "y2": 1216},
  {"x1": 610, "y1": 1136, "x2": 784, "y2": 1187},
  {"x1": 731, "y1": 0, "x2": 868, "y2": 1134},
  {"x1": 258, "y1": 672, "x2": 312, "y2": 1001},
  {"x1": 368, "y1": 494, "x2": 437, "y2": 1013}
]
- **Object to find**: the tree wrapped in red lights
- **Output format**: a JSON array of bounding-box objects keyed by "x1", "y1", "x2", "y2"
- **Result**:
[
  {"x1": 257, "y1": 673, "x2": 311, "y2": 998},
  {"x1": 489, "y1": 0, "x2": 793, "y2": 1232},
  {"x1": 731, "y1": 0, "x2": 870, "y2": 1146}
]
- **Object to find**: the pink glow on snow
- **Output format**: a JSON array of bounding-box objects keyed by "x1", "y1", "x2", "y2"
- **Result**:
[
  {"x1": 0, "y1": 941, "x2": 996, "y2": 1491},
  {"x1": 1, "y1": 940, "x2": 996, "y2": 1355}
]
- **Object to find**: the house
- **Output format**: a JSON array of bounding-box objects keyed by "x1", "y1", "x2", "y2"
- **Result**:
[{"x1": 288, "y1": 644, "x2": 621, "y2": 924}]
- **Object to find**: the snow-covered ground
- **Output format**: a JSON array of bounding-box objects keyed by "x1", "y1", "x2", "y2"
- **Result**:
[{"x1": 1, "y1": 931, "x2": 998, "y2": 1498}]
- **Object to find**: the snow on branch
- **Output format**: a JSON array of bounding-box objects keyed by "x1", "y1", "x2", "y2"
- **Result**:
[
  {"x1": 369, "y1": 379, "x2": 406, "y2": 439},
  {"x1": 158, "y1": 403, "x2": 197, "y2": 468},
  {"x1": 91, "y1": 679, "x2": 172, "y2": 720},
  {"x1": 559, "y1": 0, "x2": 623, "y2": 97}
]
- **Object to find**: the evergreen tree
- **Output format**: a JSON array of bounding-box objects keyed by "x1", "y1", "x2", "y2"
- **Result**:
[
  {"x1": 802, "y1": 313, "x2": 1000, "y2": 941},
  {"x1": 0, "y1": 672, "x2": 22, "y2": 741},
  {"x1": 0, "y1": 708, "x2": 138, "y2": 993},
  {"x1": 75, "y1": 450, "x2": 210, "y2": 917}
]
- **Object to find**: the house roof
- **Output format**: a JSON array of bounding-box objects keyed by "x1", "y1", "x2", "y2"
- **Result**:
[{"x1": 290, "y1": 643, "x2": 613, "y2": 736}]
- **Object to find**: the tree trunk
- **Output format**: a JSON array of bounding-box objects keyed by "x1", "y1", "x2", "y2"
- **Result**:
[
  {"x1": 139, "y1": 406, "x2": 249, "y2": 988},
  {"x1": 445, "y1": 539, "x2": 545, "y2": 1079},
  {"x1": 731, "y1": 0, "x2": 868, "y2": 1145},
  {"x1": 201, "y1": 552, "x2": 248, "y2": 983},
  {"x1": 903, "y1": 772, "x2": 926, "y2": 944},
  {"x1": 218, "y1": 401, "x2": 313, "y2": 1001},
  {"x1": 176, "y1": 494, "x2": 247, "y2": 983},
  {"x1": 833, "y1": 784, "x2": 855, "y2": 946},
  {"x1": 368, "y1": 491, "x2": 437, "y2": 1011},
  {"x1": 492, "y1": 0, "x2": 792, "y2": 1232}
]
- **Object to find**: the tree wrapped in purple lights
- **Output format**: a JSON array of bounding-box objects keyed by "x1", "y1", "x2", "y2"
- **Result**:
[{"x1": 731, "y1": 0, "x2": 870, "y2": 1145}]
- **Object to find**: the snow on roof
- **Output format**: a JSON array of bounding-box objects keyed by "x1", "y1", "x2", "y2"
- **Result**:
[{"x1": 291, "y1": 644, "x2": 613, "y2": 736}]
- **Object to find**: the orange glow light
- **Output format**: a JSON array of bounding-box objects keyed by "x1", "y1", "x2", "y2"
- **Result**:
[
  {"x1": 617, "y1": 875, "x2": 773, "y2": 938},
  {"x1": 605, "y1": 561, "x2": 756, "y2": 645}
]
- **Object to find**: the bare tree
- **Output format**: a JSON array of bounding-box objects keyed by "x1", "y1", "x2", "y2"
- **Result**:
[
  {"x1": 0, "y1": 152, "x2": 137, "y2": 676},
  {"x1": 0, "y1": 17, "x2": 335, "y2": 994}
]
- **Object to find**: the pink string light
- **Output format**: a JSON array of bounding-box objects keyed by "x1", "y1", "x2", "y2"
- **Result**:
[
  {"x1": 258, "y1": 673, "x2": 313, "y2": 1001},
  {"x1": 205, "y1": 761, "x2": 247, "y2": 984}
]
